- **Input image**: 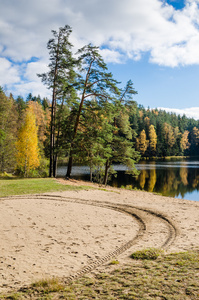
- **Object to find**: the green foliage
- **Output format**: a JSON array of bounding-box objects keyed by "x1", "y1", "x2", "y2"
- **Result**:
[
  {"x1": 130, "y1": 248, "x2": 164, "y2": 260},
  {"x1": 17, "y1": 158, "x2": 49, "y2": 178},
  {"x1": 38, "y1": 25, "x2": 78, "y2": 177},
  {"x1": 0, "y1": 89, "x2": 18, "y2": 173},
  {"x1": 131, "y1": 106, "x2": 199, "y2": 158}
]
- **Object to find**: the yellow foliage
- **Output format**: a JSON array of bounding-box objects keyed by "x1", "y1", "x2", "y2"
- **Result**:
[
  {"x1": 144, "y1": 116, "x2": 150, "y2": 127},
  {"x1": 149, "y1": 124, "x2": 157, "y2": 152},
  {"x1": 180, "y1": 167, "x2": 188, "y2": 186},
  {"x1": 139, "y1": 169, "x2": 147, "y2": 189},
  {"x1": 152, "y1": 109, "x2": 159, "y2": 116},
  {"x1": 28, "y1": 101, "x2": 50, "y2": 143},
  {"x1": 139, "y1": 110, "x2": 143, "y2": 119},
  {"x1": 180, "y1": 130, "x2": 190, "y2": 151},
  {"x1": 164, "y1": 123, "x2": 175, "y2": 148},
  {"x1": 148, "y1": 166, "x2": 157, "y2": 192},
  {"x1": 137, "y1": 129, "x2": 148, "y2": 155},
  {"x1": 16, "y1": 109, "x2": 40, "y2": 176}
]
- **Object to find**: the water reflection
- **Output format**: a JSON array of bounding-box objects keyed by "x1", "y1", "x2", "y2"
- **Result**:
[
  {"x1": 57, "y1": 159, "x2": 199, "y2": 201},
  {"x1": 111, "y1": 160, "x2": 199, "y2": 201}
]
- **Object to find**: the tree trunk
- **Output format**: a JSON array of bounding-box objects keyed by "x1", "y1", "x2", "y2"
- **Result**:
[
  {"x1": 103, "y1": 160, "x2": 109, "y2": 186},
  {"x1": 66, "y1": 153, "x2": 73, "y2": 178},
  {"x1": 90, "y1": 164, "x2": 93, "y2": 182},
  {"x1": 49, "y1": 117, "x2": 54, "y2": 177},
  {"x1": 65, "y1": 98, "x2": 84, "y2": 178},
  {"x1": 65, "y1": 59, "x2": 94, "y2": 178},
  {"x1": 53, "y1": 154, "x2": 57, "y2": 177},
  {"x1": 49, "y1": 32, "x2": 60, "y2": 177}
]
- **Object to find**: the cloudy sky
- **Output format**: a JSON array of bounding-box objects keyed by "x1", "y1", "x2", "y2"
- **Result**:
[{"x1": 1, "y1": 0, "x2": 199, "y2": 119}]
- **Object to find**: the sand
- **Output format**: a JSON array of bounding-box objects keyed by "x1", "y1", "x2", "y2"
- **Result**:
[{"x1": 0, "y1": 179, "x2": 199, "y2": 292}]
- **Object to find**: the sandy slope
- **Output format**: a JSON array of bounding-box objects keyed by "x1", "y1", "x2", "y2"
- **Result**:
[{"x1": 0, "y1": 179, "x2": 199, "y2": 292}]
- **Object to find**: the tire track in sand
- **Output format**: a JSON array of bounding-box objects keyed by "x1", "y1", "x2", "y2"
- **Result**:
[{"x1": 2, "y1": 194, "x2": 178, "y2": 284}]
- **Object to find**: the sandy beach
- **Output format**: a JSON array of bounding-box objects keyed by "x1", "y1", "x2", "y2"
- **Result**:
[{"x1": 0, "y1": 179, "x2": 199, "y2": 292}]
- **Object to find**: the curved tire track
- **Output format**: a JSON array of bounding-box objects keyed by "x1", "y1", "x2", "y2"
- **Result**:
[{"x1": 1, "y1": 194, "x2": 179, "y2": 284}]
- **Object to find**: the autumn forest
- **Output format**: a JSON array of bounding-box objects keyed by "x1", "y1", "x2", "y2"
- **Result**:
[{"x1": 1, "y1": 25, "x2": 199, "y2": 184}]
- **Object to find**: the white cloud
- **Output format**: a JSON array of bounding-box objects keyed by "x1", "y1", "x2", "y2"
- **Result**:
[
  {"x1": 25, "y1": 61, "x2": 49, "y2": 81},
  {"x1": 157, "y1": 107, "x2": 199, "y2": 120},
  {"x1": 1, "y1": 0, "x2": 199, "y2": 97},
  {"x1": 99, "y1": 49, "x2": 124, "y2": 63},
  {"x1": 0, "y1": 58, "x2": 20, "y2": 85},
  {"x1": 14, "y1": 81, "x2": 51, "y2": 99}
]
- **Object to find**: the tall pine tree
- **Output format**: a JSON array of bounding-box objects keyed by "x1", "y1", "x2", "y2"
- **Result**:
[
  {"x1": 66, "y1": 44, "x2": 120, "y2": 178},
  {"x1": 38, "y1": 25, "x2": 77, "y2": 177}
]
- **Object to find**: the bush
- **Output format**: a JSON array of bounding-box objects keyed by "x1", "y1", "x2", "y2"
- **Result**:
[
  {"x1": 130, "y1": 248, "x2": 163, "y2": 260},
  {"x1": 14, "y1": 158, "x2": 49, "y2": 178}
]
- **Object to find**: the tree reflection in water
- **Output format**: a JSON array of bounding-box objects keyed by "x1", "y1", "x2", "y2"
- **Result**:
[
  {"x1": 111, "y1": 159, "x2": 199, "y2": 200},
  {"x1": 57, "y1": 159, "x2": 199, "y2": 200}
]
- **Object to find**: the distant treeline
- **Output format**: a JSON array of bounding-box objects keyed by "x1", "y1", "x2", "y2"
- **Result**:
[
  {"x1": 1, "y1": 87, "x2": 199, "y2": 178},
  {"x1": 131, "y1": 105, "x2": 199, "y2": 157}
]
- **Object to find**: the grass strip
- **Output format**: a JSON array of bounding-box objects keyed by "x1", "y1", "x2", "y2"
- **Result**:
[
  {"x1": 0, "y1": 178, "x2": 91, "y2": 197},
  {"x1": 1, "y1": 250, "x2": 199, "y2": 299}
]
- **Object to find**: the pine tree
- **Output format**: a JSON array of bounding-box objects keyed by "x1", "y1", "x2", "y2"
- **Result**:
[
  {"x1": 102, "y1": 80, "x2": 139, "y2": 185},
  {"x1": 38, "y1": 25, "x2": 77, "y2": 177},
  {"x1": 66, "y1": 44, "x2": 120, "y2": 178},
  {"x1": 16, "y1": 108, "x2": 40, "y2": 177}
]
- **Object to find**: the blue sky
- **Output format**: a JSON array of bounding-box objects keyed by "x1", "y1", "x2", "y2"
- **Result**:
[
  {"x1": 166, "y1": 0, "x2": 186, "y2": 10},
  {"x1": 1, "y1": 0, "x2": 199, "y2": 119}
]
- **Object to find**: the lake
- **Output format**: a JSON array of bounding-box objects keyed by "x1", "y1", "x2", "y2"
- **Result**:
[{"x1": 57, "y1": 158, "x2": 199, "y2": 201}]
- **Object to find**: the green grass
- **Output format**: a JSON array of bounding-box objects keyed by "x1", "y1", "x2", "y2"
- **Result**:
[
  {"x1": 0, "y1": 178, "x2": 91, "y2": 197},
  {"x1": 109, "y1": 259, "x2": 120, "y2": 265},
  {"x1": 1, "y1": 250, "x2": 199, "y2": 299},
  {"x1": 130, "y1": 248, "x2": 164, "y2": 260}
]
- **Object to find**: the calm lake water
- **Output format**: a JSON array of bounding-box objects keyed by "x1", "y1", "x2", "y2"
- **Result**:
[{"x1": 57, "y1": 158, "x2": 199, "y2": 201}]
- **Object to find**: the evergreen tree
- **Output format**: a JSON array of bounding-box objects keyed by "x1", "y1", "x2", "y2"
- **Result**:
[
  {"x1": 66, "y1": 44, "x2": 120, "y2": 178},
  {"x1": 38, "y1": 25, "x2": 77, "y2": 177},
  {"x1": 16, "y1": 96, "x2": 26, "y2": 118},
  {"x1": 102, "y1": 80, "x2": 139, "y2": 185},
  {"x1": 0, "y1": 88, "x2": 18, "y2": 172}
]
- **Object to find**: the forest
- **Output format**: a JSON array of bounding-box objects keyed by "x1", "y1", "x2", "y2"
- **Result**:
[{"x1": 1, "y1": 25, "x2": 199, "y2": 183}]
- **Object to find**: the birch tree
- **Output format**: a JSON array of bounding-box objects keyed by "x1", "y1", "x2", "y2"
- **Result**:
[{"x1": 16, "y1": 108, "x2": 40, "y2": 177}]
